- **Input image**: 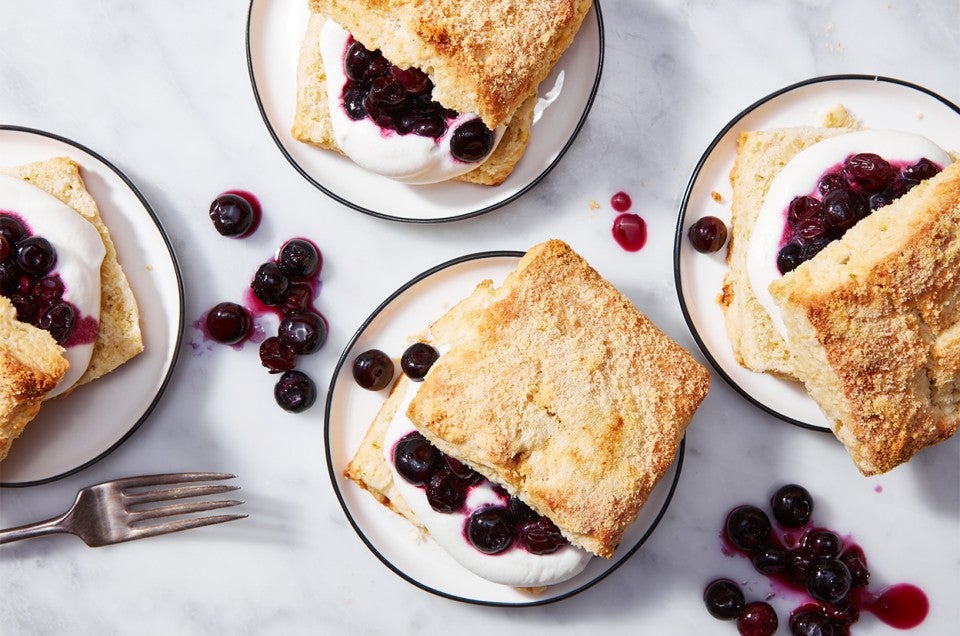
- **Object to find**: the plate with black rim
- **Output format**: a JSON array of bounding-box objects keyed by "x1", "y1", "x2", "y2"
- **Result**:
[
  {"x1": 246, "y1": 0, "x2": 604, "y2": 223},
  {"x1": 673, "y1": 75, "x2": 960, "y2": 432},
  {"x1": 0, "y1": 126, "x2": 183, "y2": 487},
  {"x1": 325, "y1": 251, "x2": 683, "y2": 605}
]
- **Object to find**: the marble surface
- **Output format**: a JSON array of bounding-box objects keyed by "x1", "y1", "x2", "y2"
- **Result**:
[{"x1": 1, "y1": 0, "x2": 958, "y2": 633}]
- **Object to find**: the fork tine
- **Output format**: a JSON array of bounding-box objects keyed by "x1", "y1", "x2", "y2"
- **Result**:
[
  {"x1": 129, "y1": 499, "x2": 245, "y2": 522},
  {"x1": 125, "y1": 484, "x2": 240, "y2": 505},
  {"x1": 123, "y1": 513, "x2": 248, "y2": 542},
  {"x1": 113, "y1": 472, "x2": 237, "y2": 490}
]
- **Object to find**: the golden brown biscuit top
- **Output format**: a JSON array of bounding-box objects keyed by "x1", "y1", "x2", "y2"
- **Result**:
[
  {"x1": 406, "y1": 240, "x2": 710, "y2": 557},
  {"x1": 310, "y1": 0, "x2": 593, "y2": 128}
]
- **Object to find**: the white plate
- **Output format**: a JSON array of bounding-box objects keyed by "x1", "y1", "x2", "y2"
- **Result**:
[
  {"x1": 0, "y1": 126, "x2": 183, "y2": 487},
  {"x1": 324, "y1": 252, "x2": 683, "y2": 605},
  {"x1": 674, "y1": 75, "x2": 960, "y2": 431},
  {"x1": 246, "y1": 0, "x2": 604, "y2": 222}
]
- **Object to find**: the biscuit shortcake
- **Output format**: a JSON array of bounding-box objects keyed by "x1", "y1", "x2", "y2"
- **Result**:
[
  {"x1": 0, "y1": 157, "x2": 143, "y2": 461},
  {"x1": 719, "y1": 109, "x2": 958, "y2": 474},
  {"x1": 292, "y1": 0, "x2": 593, "y2": 185},
  {"x1": 347, "y1": 240, "x2": 710, "y2": 587},
  {"x1": 769, "y1": 161, "x2": 960, "y2": 475}
]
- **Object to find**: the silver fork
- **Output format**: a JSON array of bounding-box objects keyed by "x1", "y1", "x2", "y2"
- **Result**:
[{"x1": 0, "y1": 472, "x2": 246, "y2": 546}]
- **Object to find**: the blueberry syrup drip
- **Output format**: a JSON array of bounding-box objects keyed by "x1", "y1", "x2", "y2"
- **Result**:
[
  {"x1": 339, "y1": 36, "x2": 495, "y2": 162},
  {"x1": 706, "y1": 484, "x2": 929, "y2": 633},
  {"x1": 0, "y1": 211, "x2": 98, "y2": 346},
  {"x1": 776, "y1": 155, "x2": 942, "y2": 274},
  {"x1": 391, "y1": 430, "x2": 569, "y2": 556},
  {"x1": 612, "y1": 213, "x2": 647, "y2": 252},
  {"x1": 610, "y1": 191, "x2": 632, "y2": 212}
]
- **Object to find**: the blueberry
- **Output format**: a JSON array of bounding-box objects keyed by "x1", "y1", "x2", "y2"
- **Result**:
[{"x1": 273, "y1": 370, "x2": 317, "y2": 413}]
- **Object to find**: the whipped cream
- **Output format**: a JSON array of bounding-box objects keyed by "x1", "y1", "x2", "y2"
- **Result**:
[
  {"x1": 746, "y1": 130, "x2": 953, "y2": 340},
  {"x1": 0, "y1": 175, "x2": 105, "y2": 397},
  {"x1": 319, "y1": 20, "x2": 507, "y2": 184},
  {"x1": 383, "y1": 377, "x2": 592, "y2": 588}
]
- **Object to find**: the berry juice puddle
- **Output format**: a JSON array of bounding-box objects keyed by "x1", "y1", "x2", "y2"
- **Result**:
[{"x1": 705, "y1": 484, "x2": 928, "y2": 636}]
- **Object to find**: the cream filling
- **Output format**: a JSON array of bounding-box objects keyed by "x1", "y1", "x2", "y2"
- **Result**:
[
  {"x1": 746, "y1": 130, "x2": 953, "y2": 340},
  {"x1": 319, "y1": 19, "x2": 507, "y2": 184},
  {"x1": 383, "y1": 377, "x2": 592, "y2": 588},
  {"x1": 0, "y1": 175, "x2": 105, "y2": 397}
]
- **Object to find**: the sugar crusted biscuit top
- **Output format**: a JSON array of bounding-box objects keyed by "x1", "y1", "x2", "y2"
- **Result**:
[
  {"x1": 407, "y1": 240, "x2": 710, "y2": 558},
  {"x1": 770, "y1": 160, "x2": 960, "y2": 475},
  {"x1": 309, "y1": 0, "x2": 593, "y2": 129}
]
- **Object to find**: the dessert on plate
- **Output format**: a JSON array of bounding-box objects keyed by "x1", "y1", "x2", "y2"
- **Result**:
[
  {"x1": 346, "y1": 239, "x2": 710, "y2": 588},
  {"x1": 0, "y1": 157, "x2": 143, "y2": 461},
  {"x1": 719, "y1": 108, "x2": 959, "y2": 474},
  {"x1": 292, "y1": 0, "x2": 593, "y2": 185}
]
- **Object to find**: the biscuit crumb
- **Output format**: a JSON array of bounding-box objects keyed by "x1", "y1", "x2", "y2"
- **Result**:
[
  {"x1": 588, "y1": 200, "x2": 600, "y2": 210},
  {"x1": 711, "y1": 191, "x2": 723, "y2": 203}
]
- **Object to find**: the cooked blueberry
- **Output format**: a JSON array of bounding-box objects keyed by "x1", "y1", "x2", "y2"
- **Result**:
[
  {"x1": 37, "y1": 302, "x2": 75, "y2": 344},
  {"x1": 725, "y1": 505, "x2": 771, "y2": 551},
  {"x1": 736, "y1": 601, "x2": 778, "y2": 636},
  {"x1": 771, "y1": 484, "x2": 814, "y2": 528},
  {"x1": 688, "y1": 216, "x2": 728, "y2": 253},
  {"x1": 789, "y1": 606, "x2": 835, "y2": 636},
  {"x1": 368, "y1": 76, "x2": 406, "y2": 109},
  {"x1": 703, "y1": 578, "x2": 746, "y2": 620},
  {"x1": 31, "y1": 275, "x2": 64, "y2": 309},
  {"x1": 518, "y1": 517, "x2": 567, "y2": 555},
  {"x1": 824, "y1": 596, "x2": 860, "y2": 625},
  {"x1": 352, "y1": 349, "x2": 395, "y2": 390},
  {"x1": 822, "y1": 188, "x2": 868, "y2": 233},
  {"x1": 843, "y1": 152, "x2": 895, "y2": 193},
  {"x1": 0, "y1": 260, "x2": 19, "y2": 294},
  {"x1": 801, "y1": 236, "x2": 831, "y2": 262},
  {"x1": 450, "y1": 119, "x2": 495, "y2": 162},
  {"x1": 0, "y1": 235, "x2": 11, "y2": 261},
  {"x1": 8, "y1": 293, "x2": 38, "y2": 325},
  {"x1": 777, "y1": 242, "x2": 804, "y2": 275},
  {"x1": 801, "y1": 529, "x2": 843, "y2": 560},
  {"x1": 277, "y1": 238, "x2": 321, "y2": 280},
  {"x1": 259, "y1": 336, "x2": 297, "y2": 373},
  {"x1": 278, "y1": 310, "x2": 326, "y2": 355},
  {"x1": 0, "y1": 215, "x2": 27, "y2": 244},
  {"x1": 806, "y1": 559, "x2": 852, "y2": 604},
  {"x1": 390, "y1": 65, "x2": 431, "y2": 95},
  {"x1": 425, "y1": 470, "x2": 469, "y2": 513},
  {"x1": 466, "y1": 506, "x2": 515, "y2": 554},
  {"x1": 273, "y1": 370, "x2": 317, "y2": 413},
  {"x1": 507, "y1": 496, "x2": 541, "y2": 526},
  {"x1": 838, "y1": 546, "x2": 870, "y2": 588},
  {"x1": 902, "y1": 157, "x2": 941, "y2": 182},
  {"x1": 343, "y1": 86, "x2": 368, "y2": 120},
  {"x1": 393, "y1": 431, "x2": 442, "y2": 486},
  {"x1": 401, "y1": 342, "x2": 439, "y2": 381},
  {"x1": 251, "y1": 262, "x2": 289, "y2": 306},
  {"x1": 343, "y1": 40, "x2": 375, "y2": 83},
  {"x1": 205, "y1": 302, "x2": 251, "y2": 344},
  {"x1": 788, "y1": 195, "x2": 822, "y2": 223},
  {"x1": 797, "y1": 217, "x2": 828, "y2": 240},
  {"x1": 751, "y1": 543, "x2": 788, "y2": 575},
  {"x1": 15, "y1": 236, "x2": 56, "y2": 276},
  {"x1": 444, "y1": 455, "x2": 481, "y2": 483},
  {"x1": 281, "y1": 282, "x2": 314, "y2": 313},
  {"x1": 209, "y1": 192, "x2": 258, "y2": 237},
  {"x1": 411, "y1": 116, "x2": 446, "y2": 138},
  {"x1": 817, "y1": 172, "x2": 846, "y2": 196}
]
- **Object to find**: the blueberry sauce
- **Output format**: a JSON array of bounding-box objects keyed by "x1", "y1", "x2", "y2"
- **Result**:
[
  {"x1": 776, "y1": 155, "x2": 942, "y2": 274},
  {"x1": 705, "y1": 484, "x2": 929, "y2": 633},
  {"x1": 200, "y1": 197, "x2": 326, "y2": 413},
  {"x1": 339, "y1": 36, "x2": 495, "y2": 162},
  {"x1": 612, "y1": 213, "x2": 647, "y2": 252},
  {"x1": 0, "y1": 211, "x2": 98, "y2": 346},
  {"x1": 392, "y1": 430, "x2": 569, "y2": 556},
  {"x1": 610, "y1": 191, "x2": 632, "y2": 212}
]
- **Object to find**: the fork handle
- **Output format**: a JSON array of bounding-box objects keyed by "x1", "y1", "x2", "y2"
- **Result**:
[{"x1": 0, "y1": 516, "x2": 69, "y2": 544}]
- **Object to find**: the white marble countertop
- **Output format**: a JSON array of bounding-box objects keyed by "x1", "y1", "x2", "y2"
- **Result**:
[{"x1": 1, "y1": 1, "x2": 958, "y2": 634}]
